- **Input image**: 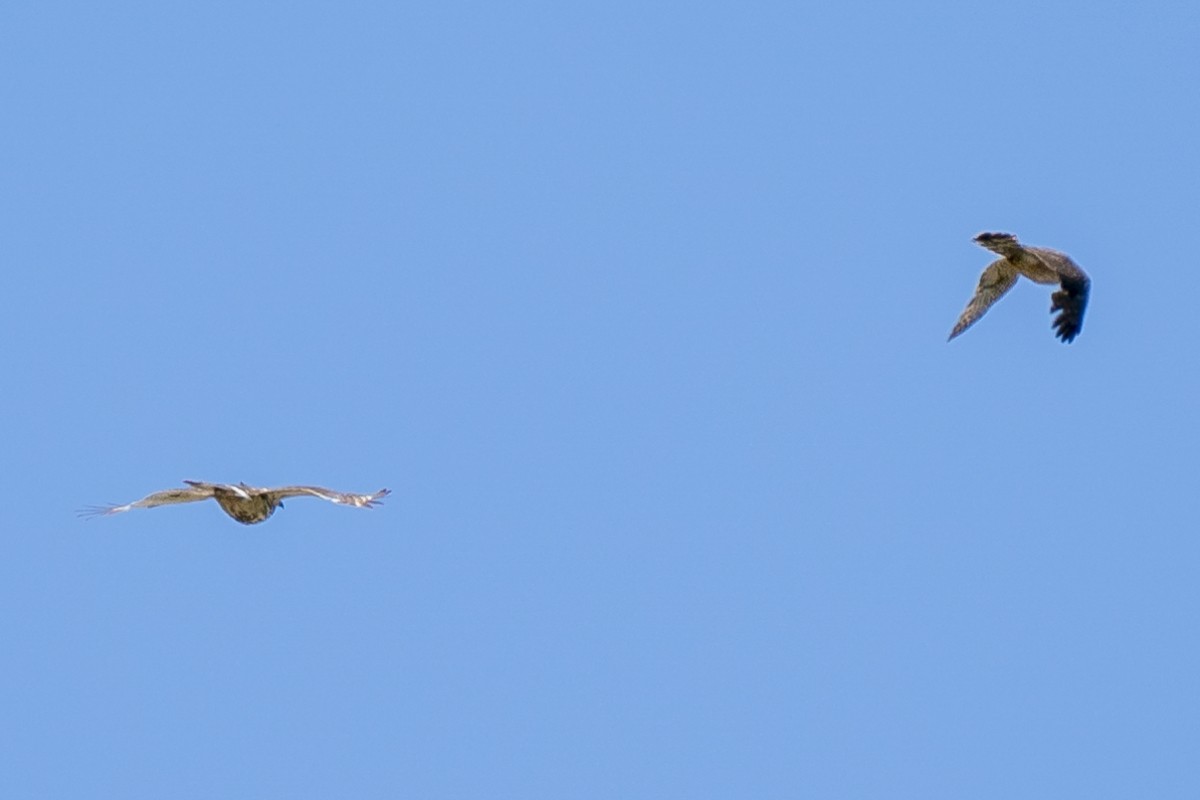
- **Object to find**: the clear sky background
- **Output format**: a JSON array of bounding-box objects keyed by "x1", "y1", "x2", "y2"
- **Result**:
[{"x1": 3, "y1": 1, "x2": 1199, "y2": 797}]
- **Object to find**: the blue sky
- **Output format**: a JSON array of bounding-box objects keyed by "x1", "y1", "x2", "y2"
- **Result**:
[{"x1": 3, "y1": 0, "x2": 1200, "y2": 796}]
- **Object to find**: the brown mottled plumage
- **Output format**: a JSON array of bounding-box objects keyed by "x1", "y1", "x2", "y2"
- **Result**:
[
  {"x1": 79, "y1": 481, "x2": 390, "y2": 525},
  {"x1": 949, "y1": 232, "x2": 1090, "y2": 343}
]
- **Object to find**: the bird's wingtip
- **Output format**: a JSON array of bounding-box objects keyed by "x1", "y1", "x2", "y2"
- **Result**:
[{"x1": 76, "y1": 504, "x2": 117, "y2": 520}]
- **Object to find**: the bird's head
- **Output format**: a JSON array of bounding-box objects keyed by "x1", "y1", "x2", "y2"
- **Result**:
[{"x1": 974, "y1": 232, "x2": 1017, "y2": 246}]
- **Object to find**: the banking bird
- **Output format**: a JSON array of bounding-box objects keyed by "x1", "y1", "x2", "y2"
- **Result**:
[{"x1": 949, "y1": 232, "x2": 1090, "y2": 343}]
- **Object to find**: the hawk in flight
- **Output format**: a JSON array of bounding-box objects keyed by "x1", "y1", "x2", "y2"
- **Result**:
[
  {"x1": 79, "y1": 481, "x2": 391, "y2": 525},
  {"x1": 949, "y1": 232, "x2": 1090, "y2": 343}
]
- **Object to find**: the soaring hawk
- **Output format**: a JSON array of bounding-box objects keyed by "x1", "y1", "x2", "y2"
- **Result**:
[
  {"x1": 949, "y1": 232, "x2": 1090, "y2": 343},
  {"x1": 79, "y1": 481, "x2": 391, "y2": 525}
]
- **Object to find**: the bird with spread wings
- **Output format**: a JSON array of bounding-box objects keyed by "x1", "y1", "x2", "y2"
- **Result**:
[
  {"x1": 79, "y1": 481, "x2": 390, "y2": 525},
  {"x1": 949, "y1": 232, "x2": 1091, "y2": 343}
]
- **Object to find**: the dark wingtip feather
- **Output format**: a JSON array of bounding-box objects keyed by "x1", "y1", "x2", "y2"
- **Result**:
[{"x1": 1050, "y1": 281, "x2": 1088, "y2": 343}]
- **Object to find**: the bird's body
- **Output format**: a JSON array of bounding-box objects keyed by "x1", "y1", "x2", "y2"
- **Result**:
[
  {"x1": 79, "y1": 481, "x2": 390, "y2": 525},
  {"x1": 949, "y1": 232, "x2": 1090, "y2": 343}
]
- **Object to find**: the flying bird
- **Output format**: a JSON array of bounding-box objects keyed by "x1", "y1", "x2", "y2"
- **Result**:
[
  {"x1": 79, "y1": 481, "x2": 391, "y2": 525},
  {"x1": 949, "y1": 232, "x2": 1090, "y2": 343}
]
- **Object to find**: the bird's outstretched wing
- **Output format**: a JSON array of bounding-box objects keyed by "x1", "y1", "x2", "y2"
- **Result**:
[
  {"x1": 77, "y1": 484, "x2": 216, "y2": 519},
  {"x1": 948, "y1": 259, "x2": 1019, "y2": 341},
  {"x1": 1048, "y1": 263, "x2": 1090, "y2": 343},
  {"x1": 261, "y1": 486, "x2": 391, "y2": 508}
]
